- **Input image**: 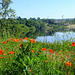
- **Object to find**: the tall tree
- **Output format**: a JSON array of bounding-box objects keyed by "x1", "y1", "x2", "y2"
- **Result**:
[
  {"x1": 0, "y1": 0, "x2": 15, "y2": 38},
  {"x1": 0, "y1": 0, "x2": 15, "y2": 19}
]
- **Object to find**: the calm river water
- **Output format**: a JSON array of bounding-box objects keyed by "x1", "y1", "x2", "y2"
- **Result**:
[
  {"x1": 35, "y1": 31, "x2": 75, "y2": 44},
  {"x1": 23, "y1": 31, "x2": 75, "y2": 44}
]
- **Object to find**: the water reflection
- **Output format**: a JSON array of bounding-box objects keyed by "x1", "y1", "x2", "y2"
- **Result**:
[{"x1": 35, "y1": 31, "x2": 75, "y2": 44}]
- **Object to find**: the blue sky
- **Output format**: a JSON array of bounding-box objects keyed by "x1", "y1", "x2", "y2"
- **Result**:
[{"x1": 10, "y1": 0, "x2": 75, "y2": 19}]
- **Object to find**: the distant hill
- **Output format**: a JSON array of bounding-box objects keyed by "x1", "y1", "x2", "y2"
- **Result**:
[{"x1": 55, "y1": 18, "x2": 73, "y2": 21}]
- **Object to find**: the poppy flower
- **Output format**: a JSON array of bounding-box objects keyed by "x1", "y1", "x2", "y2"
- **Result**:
[
  {"x1": 59, "y1": 50, "x2": 61, "y2": 52},
  {"x1": 21, "y1": 38, "x2": 23, "y2": 41},
  {"x1": 8, "y1": 51, "x2": 14, "y2": 54},
  {"x1": 3, "y1": 42, "x2": 6, "y2": 44},
  {"x1": 30, "y1": 39, "x2": 36, "y2": 43},
  {"x1": 19, "y1": 44, "x2": 21, "y2": 48},
  {"x1": 13, "y1": 39, "x2": 16, "y2": 42},
  {"x1": 68, "y1": 51, "x2": 72, "y2": 53},
  {"x1": 71, "y1": 42, "x2": 75, "y2": 47},
  {"x1": 3, "y1": 53, "x2": 7, "y2": 56},
  {"x1": 31, "y1": 50, "x2": 34, "y2": 53},
  {"x1": 49, "y1": 49, "x2": 54, "y2": 53},
  {"x1": 41, "y1": 48, "x2": 46, "y2": 51},
  {"x1": 40, "y1": 52, "x2": 42, "y2": 54},
  {"x1": 25, "y1": 37, "x2": 28, "y2": 40},
  {"x1": 11, "y1": 37, "x2": 13, "y2": 40},
  {"x1": 45, "y1": 61, "x2": 48, "y2": 63},
  {"x1": 59, "y1": 53, "x2": 61, "y2": 56},
  {"x1": 16, "y1": 39, "x2": 19, "y2": 42},
  {"x1": 65, "y1": 61, "x2": 71, "y2": 66},
  {"x1": 56, "y1": 53, "x2": 58, "y2": 55},
  {"x1": 0, "y1": 50, "x2": 4, "y2": 54},
  {"x1": 0, "y1": 57, "x2": 5, "y2": 59},
  {"x1": 61, "y1": 56, "x2": 63, "y2": 58},
  {"x1": 30, "y1": 69, "x2": 33, "y2": 73},
  {"x1": 7, "y1": 40, "x2": 9, "y2": 43}
]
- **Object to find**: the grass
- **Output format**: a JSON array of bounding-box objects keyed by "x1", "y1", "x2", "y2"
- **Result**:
[{"x1": 0, "y1": 36, "x2": 75, "y2": 75}]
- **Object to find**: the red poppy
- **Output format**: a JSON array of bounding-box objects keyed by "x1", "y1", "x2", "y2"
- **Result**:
[
  {"x1": 59, "y1": 50, "x2": 61, "y2": 52},
  {"x1": 45, "y1": 61, "x2": 48, "y2": 63},
  {"x1": 13, "y1": 39, "x2": 16, "y2": 42},
  {"x1": 3, "y1": 53, "x2": 7, "y2": 56},
  {"x1": 11, "y1": 37, "x2": 13, "y2": 40},
  {"x1": 25, "y1": 37, "x2": 28, "y2": 40},
  {"x1": 71, "y1": 42, "x2": 75, "y2": 47},
  {"x1": 65, "y1": 61, "x2": 71, "y2": 66},
  {"x1": 61, "y1": 56, "x2": 63, "y2": 58},
  {"x1": 40, "y1": 52, "x2": 42, "y2": 54},
  {"x1": 0, "y1": 57, "x2": 5, "y2": 59},
  {"x1": 30, "y1": 39, "x2": 36, "y2": 43},
  {"x1": 8, "y1": 51, "x2": 14, "y2": 54},
  {"x1": 0, "y1": 50, "x2": 4, "y2": 54},
  {"x1": 7, "y1": 40, "x2": 9, "y2": 43},
  {"x1": 3, "y1": 41, "x2": 6, "y2": 44},
  {"x1": 16, "y1": 39, "x2": 19, "y2": 42},
  {"x1": 41, "y1": 48, "x2": 46, "y2": 51},
  {"x1": 30, "y1": 69, "x2": 33, "y2": 73},
  {"x1": 31, "y1": 50, "x2": 34, "y2": 53},
  {"x1": 21, "y1": 38, "x2": 23, "y2": 41},
  {"x1": 49, "y1": 49, "x2": 54, "y2": 53},
  {"x1": 19, "y1": 44, "x2": 21, "y2": 48},
  {"x1": 56, "y1": 53, "x2": 58, "y2": 55}
]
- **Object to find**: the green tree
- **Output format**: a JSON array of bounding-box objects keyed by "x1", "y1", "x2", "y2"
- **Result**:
[{"x1": 0, "y1": 0, "x2": 15, "y2": 38}]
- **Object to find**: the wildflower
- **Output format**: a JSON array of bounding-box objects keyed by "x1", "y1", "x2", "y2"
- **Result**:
[
  {"x1": 49, "y1": 49, "x2": 54, "y2": 53},
  {"x1": 8, "y1": 51, "x2": 14, "y2": 54},
  {"x1": 56, "y1": 53, "x2": 58, "y2": 55},
  {"x1": 59, "y1": 50, "x2": 61, "y2": 52},
  {"x1": 61, "y1": 56, "x2": 63, "y2": 58},
  {"x1": 0, "y1": 57, "x2": 5, "y2": 59},
  {"x1": 65, "y1": 54, "x2": 68, "y2": 56},
  {"x1": 55, "y1": 60, "x2": 56, "y2": 62},
  {"x1": 51, "y1": 56, "x2": 52, "y2": 58},
  {"x1": 16, "y1": 39, "x2": 19, "y2": 42},
  {"x1": 13, "y1": 39, "x2": 16, "y2": 42},
  {"x1": 21, "y1": 38, "x2": 23, "y2": 41},
  {"x1": 30, "y1": 69, "x2": 33, "y2": 73},
  {"x1": 65, "y1": 61, "x2": 71, "y2": 66},
  {"x1": 71, "y1": 42, "x2": 75, "y2": 47},
  {"x1": 3, "y1": 41, "x2": 6, "y2": 44},
  {"x1": 25, "y1": 37, "x2": 28, "y2": 40},
  {"x1": 31, "y1": 50, "x2": 34, "y2": 53},
  {"x1": 41, "y1": 48, "x2": 46, "y2": 51},
  {"x1": 45, "y1": 61, "x2": 48, "y2": 63},
  {"x1": 7, "y1": 40, "x2": 9, "y2": 43},
  {"x1": 68, "y1": 51, "x2": 72, "y2": 53},
  {"x1": 60, "y1": 59, "x2": 63, "y2": 61},
  {"x1": 40, "y1": 52, "x2": 42, "y2": 54},
  {"x1": 3, "y1": 53, "x2": 7, "y2": 56},
  {"x1": 7, "y1": 56, "x2": 9, "y2": 58},
  {"x1": 19, "y1": 44, "x2": 21, "y2": 48},
  {"x1": 59, "y1": 53, "x2": 61, "y2": 56},
  {"x1": 11, "y1": 37, "x2": 13, "y2": 40},
  {"x1": 0, "y1": 50, "x2": 4, "y2": 54},
  {"x1": 30, "y1": 39, "x2": 36, "y2": 43}
]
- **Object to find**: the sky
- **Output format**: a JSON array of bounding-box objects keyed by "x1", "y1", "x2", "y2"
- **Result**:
[{"x1": 10, "y1": 0, "x2": 75, "y2": 19}]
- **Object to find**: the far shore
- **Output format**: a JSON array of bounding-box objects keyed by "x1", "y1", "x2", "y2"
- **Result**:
[{"x1": 66, "y1": 24, "x2": 75, "y2": 29}]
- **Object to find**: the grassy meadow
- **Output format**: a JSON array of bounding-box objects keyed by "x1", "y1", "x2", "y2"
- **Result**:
[{"x1": 0, "y1": 36, "x2": 75, "y2": 75}]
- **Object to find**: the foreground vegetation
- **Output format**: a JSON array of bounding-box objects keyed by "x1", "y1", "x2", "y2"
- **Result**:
[{"x1": 0, "y1": 37, "x2": 75, "y2": 75}]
